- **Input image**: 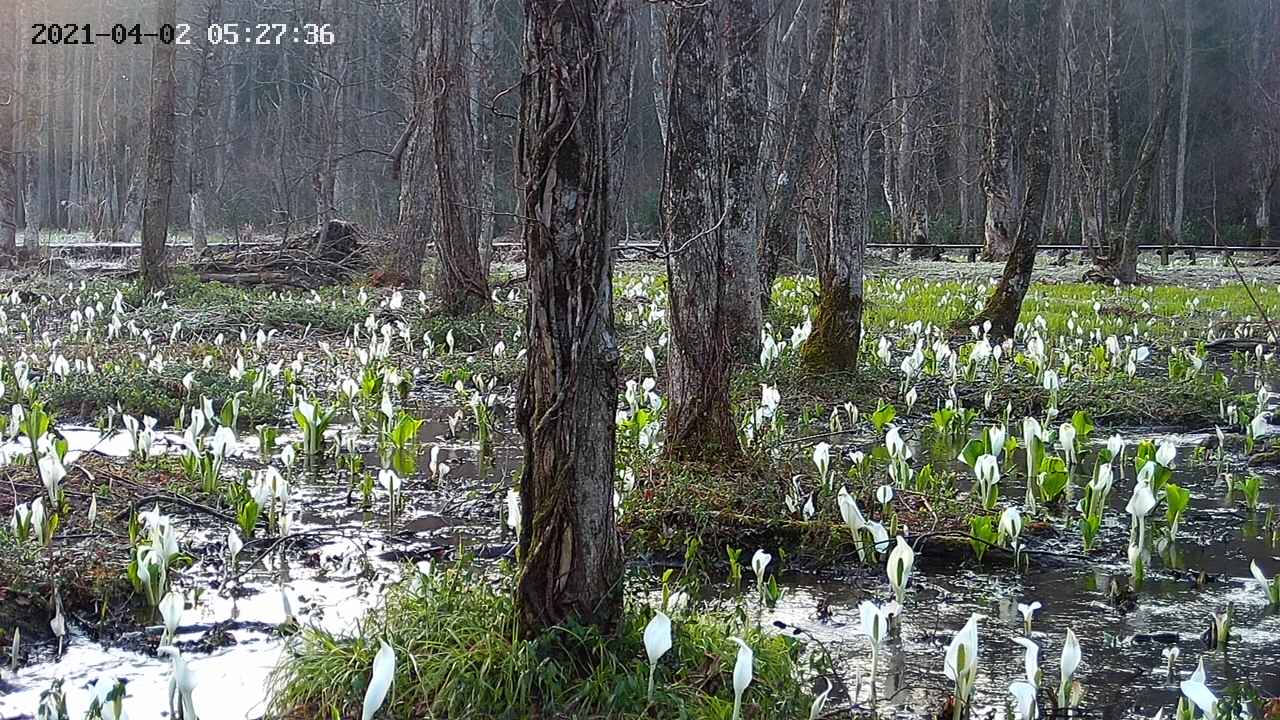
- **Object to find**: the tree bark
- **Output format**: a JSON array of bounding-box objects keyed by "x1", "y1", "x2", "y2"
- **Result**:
[
  {"x1": 393, "y1": 1, "x2": 436, "y2": 288},
  {"x1": 514, "y1": 0, "x2": 623, "y2": 639},
  {"x1": 1172, "y1": 0, "x2": 1191, "y2": 249},
  {"x1": 1091, "y1": 11, "x2": 1173, "y2": 283},
  {"x1": 605, "y1": 0, "x2": 636, "y2": 249},
  {"x1": 471, "y1": 0, "x2": 498, "y2": 276},
  {"x1": 759, "y1": 0, "x2": 837, "y2": 310},
  {"x1": 188, "y1": 0, "x2": 222, "y2": 257},
  {"x1": 663, "y1": 0, "x2": 741, "y2": 461},
  {"x1": 978, "y1": 0, "x2": 1014, "y2": 262},
  {"x1": 1246, "y1": 0, "x2": 1280, "y2": 246},
  {"x1": 0, "y1": 1, "x2": 16, "y2": 266},
  {"x1": 430, "y1": 0, "x2": 489, "y2": 314},
  {"x1": 140, "y1": 0, "x2": 178, "y2": 291},
  {"x1": 801, "y1": 0, "x2": 873, "y2": 371},
  {"x1": 650, "y1": 5, "x2": 670, "y2": 147},
  {"x1": 720, "y1": 0, "x2": 765, "y2": 361},
  {"x1": 964, "y1": 0, "x2": 1061, "y2": 339}
]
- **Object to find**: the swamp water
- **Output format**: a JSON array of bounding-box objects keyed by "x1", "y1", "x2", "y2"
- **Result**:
[{"x1": 3, "y1": 407, "x2": 1279, "y2": 719}]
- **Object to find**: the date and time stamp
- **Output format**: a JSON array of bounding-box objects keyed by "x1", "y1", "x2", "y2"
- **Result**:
[{"x1": 31, "y1": 22, "x2": 336, "y2": 46}]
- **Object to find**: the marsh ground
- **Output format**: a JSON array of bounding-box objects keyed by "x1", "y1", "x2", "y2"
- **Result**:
[{"x1": 0, "y1": 253, "x2": 1277, "y2": 719}]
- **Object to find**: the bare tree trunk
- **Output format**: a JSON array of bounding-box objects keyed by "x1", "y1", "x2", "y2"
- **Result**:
[
  {"x1": 650, "y1": 5, "x2": 670, "y2": 147},
  {"x1": 964, "y1": 0, "x2": 1061, "y2": 339},
  {"x1": 1172, "y1": 0, "x2": 1191, "y2": 249},
  {"x1": 140, "y1": 0, "x2": 178, "y2": 291},
  {"x1": 759, "y1": 0, "x2": 836, "y2": 309},
  {"x1": 1246, "y1": 0, "x2": 1280, "y2": 246},
  {"x1": 514, "y1": 0, "x2": 622, "y2": 640},
  {"x1": 605, "y1": 1, "x2": 636, "y2": 249},
  {"x1": 188, "y1": 0, "x2": 222, "y2": 257},
  {"x1": 1091, "y1": 15, "x2": 1173, "y2": 284},
  {"x1": 978, "y1": 0, "x2": 1013, "y2": 261},
  {"x1": 663, "y1": 1, "x2": 741, "y2": 461},
  {"x1": 23, "y1": 178, "x2": 38, "y2": 254},
  {"x1": 720, "y1": 0, "x2": 765, "y2": 361},
  {"x1": 801, "y1": 0, "x2": 873, "y2": 371},
  {"x1": 471, "y1": 0, "x2": 498, "y2": 276},
  {"x1": 119, "y1": 175, "x2": 143, "y2": 245},
  {"x1": 430, "y1": 0, "x2": 489, "y2": 314},
  {"x1": 393, "y1": 1, "x2": 436, "y2": 287},
  {"x1": 0, "y1": 1, "x2": 16, "y2": 266}
]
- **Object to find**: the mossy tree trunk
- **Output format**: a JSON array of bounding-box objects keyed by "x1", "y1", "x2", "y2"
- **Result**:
[
  {"x1": 139, "y1": 0, "x2": 177, "y2": 292},
  {"x1": 966, "y1": 0, "x2": 1061, "y2": 340},
  {"x1": 514, "y1": 0, "x2": 623, "y2": 639},
  {"x1": 800, "y1": 0, "x2": 873, "y2": 372},
  {"x1": 663, "y1": 1, "x2": 742, "y2": 461}
]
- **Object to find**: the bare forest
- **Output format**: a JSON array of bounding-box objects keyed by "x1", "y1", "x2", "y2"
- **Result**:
[{"x1": 2, "y1": 1, "x2": 1280, "y2": 719}]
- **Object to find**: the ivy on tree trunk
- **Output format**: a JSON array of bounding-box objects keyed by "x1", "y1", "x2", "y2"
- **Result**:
[{"x1": 514, "y1": 0, "x2": 623, "y2": 639}]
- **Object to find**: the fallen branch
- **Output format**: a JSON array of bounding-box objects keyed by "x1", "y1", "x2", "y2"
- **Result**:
[{"x1": 111, "y1": 493, "x2": 239, "y2": 525}]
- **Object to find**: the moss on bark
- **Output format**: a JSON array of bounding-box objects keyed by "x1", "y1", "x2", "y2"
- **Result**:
[{"x1": 799, "y1": 281, "x2": 862, "y2": 371}]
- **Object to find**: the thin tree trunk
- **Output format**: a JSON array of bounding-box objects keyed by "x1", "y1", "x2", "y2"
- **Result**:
[
  {"x1": 977, "y1": 0, "x2": 1014, "y2": 261},
  {"x1": 140, "y1": 0, "x2": 178, "y2": 291},
  {"x1": 964, "y1": 0, "x2": 1061, "y2": 339},
  {"x1": 119, "y1": 175, "x2": 143, "y2": 244},
  {"x1": 0, "y1": 0, "x2": 16, "y2": 266},
  {"x1": 1092, "y1": 16, "x2": 1173, "y2": 284},
  {"x1": 801, "y1": 0, "x2": 873, "y2": 371},
  {"x1": 720, "y1": 0, "x2": 765, "y2": 361},
  {"x1": 664, "y1": 0, "x2": 741, "y2": 460},
  {"x1": 650, "y1": 5, "x2": 670, "y2": 147},
  {"x1": 1172, "y1": 0, "x2": 1191, "y2": 249},
  {"x1": 189, "y1": 0, "x2": 222, "y2": 257},
  {"x1": 472, "y1": 0, "x2": 498, "y2": 276},
  {"x1": 514, "y1": 0, "x2": 622, "y2": 640}
]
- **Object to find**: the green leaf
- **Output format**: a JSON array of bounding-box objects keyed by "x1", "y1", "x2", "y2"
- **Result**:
[{"x1": 959, "y1": 439, "x2": 986, "y2": 468}]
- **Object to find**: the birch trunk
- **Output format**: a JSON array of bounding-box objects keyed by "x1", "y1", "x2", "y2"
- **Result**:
[{"x1": 514, "y1": 0, "x2": 622, "y2": 639}]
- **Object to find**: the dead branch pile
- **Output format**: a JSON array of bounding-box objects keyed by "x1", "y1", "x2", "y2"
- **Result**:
[{"x1": 193, "y1": 219, "x2": 380, "y2": 289}]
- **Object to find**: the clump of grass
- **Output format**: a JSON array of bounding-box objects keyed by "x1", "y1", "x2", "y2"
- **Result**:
[
  {"x1": 44, "y1": 363, "x2": 281, "y2": 427},
  {"x1": 268, "y1": 561, "x2": 809, "y2": 720}
]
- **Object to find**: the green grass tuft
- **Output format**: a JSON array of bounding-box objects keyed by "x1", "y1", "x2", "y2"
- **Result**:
[{"x1": 267, "y1": 561, "x2": 809, "y2": 720}]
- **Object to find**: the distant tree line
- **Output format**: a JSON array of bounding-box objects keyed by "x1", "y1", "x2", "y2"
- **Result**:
[{"x1": 0, "y1": 0, "x2": 1277, "y2": 274}]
